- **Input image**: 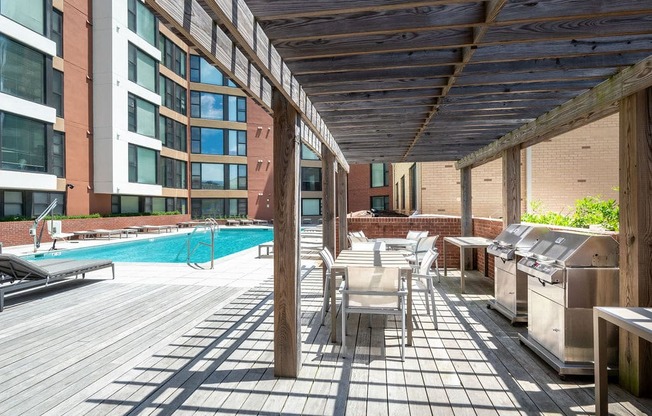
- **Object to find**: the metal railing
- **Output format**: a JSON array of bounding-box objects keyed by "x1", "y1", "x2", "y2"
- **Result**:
[
  {"x1": 186, "y1": 218, "x2": 219, "y2": 269},
  {"x1": 29, "y1": 199, "x2": 58, "y2": 252}
]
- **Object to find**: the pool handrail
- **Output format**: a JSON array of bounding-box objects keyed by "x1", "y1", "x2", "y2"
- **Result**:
[{"x1": 186, "y1": 218, "x2": 219, "y2": 269}]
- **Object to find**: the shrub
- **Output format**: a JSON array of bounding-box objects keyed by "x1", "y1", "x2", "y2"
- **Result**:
[{"x1": 522, "y1": 196, "x2": 619, "y2": 231}]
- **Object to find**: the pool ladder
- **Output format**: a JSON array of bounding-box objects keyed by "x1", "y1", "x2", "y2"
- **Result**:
[{"x1": 186, "y1": 218, "x2": 219, "y2": 269}]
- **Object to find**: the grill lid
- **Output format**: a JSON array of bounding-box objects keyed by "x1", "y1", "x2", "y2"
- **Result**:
[
  {"x1": 488, "y1": 224, "x2": 550, "y2": 260},
  {"x1": 523, "y1": 231, "x2": 619, "y2": 267}
]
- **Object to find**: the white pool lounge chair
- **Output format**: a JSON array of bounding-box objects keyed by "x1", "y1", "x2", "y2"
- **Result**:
[
  {"x1": 226, "y1": 219, "x2": 241, "y2": 226},
  {"x1": 91, "y1": 229, "x2": 124, "y2": 239},
  {"x1": 0, "y1": 254, "x2": 115, "y2": 311}
]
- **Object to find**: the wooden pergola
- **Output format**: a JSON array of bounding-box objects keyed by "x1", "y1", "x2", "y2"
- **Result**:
[{"x1": 145, "y1": 0, "x2": 652, "y2": 396}]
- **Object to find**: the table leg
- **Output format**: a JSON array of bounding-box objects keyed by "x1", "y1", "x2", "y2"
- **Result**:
[
  {"x1": 407, "y1": 269, "x2": 413, "y2": 346},
  {"x1": 460, "y1": 247, "x2": 465, "y2": 293},
  {"x1": 484, "y1": 248, "x2": 488, "y2": 277},
  {"x1": 594, "y1": 311, "x2": 608, "y2": 415},
  {"x1": 443, "y1": 241, "x2": 448, "y2": 277},
  {"x1": 331, "y1": 269, "x2": 338, "y2": 343}
]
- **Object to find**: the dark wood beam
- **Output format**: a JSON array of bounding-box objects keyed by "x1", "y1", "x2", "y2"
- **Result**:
[
  {"x1": 304, "y1": 78, "x2": 448, "y2": 96},
  {"x1": 310, "y1": 89, "x2": 442, "y2": 104},
  {"x1": 618, "y1": 87, "x2": 652, "y2": 396},
  {"x1": 258, "y1": 3, "x2": 484, "y2": 41},
  {"x1": 402, "y1": 0, "x2": 508, "y2": 161},
  {"x1": 457, "y1": 54, "x2": 652, "y2": 169},
  {"x1": 297, "y1": 66, "x2": 454, "y2": 86},
  {"x1": 247, "y1": 0, "x2": 471, "y2": 20},
  {"x1": 272, "y1": 89, "x2": 301, "y2": 378}
]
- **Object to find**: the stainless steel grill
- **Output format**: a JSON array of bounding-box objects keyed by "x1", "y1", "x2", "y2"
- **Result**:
[
  {"x1": 487, "y1": 224, "x2": 549, "y2": 323},
  {"x1": 516, "y1": 231, "x2": 619, "y2": 376}
]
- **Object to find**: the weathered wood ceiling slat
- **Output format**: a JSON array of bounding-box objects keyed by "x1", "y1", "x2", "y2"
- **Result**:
[{"x1": 156, "y1": 0, "x2": 652, "y2": 164}]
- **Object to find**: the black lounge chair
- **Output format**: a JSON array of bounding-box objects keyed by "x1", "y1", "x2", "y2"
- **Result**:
[{"x1": 0, "y1": 254, "x2": 115, "y2": 311}]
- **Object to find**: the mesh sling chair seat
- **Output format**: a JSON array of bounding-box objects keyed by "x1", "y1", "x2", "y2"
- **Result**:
[
  {"x1": 340, "y1": 266, "x2": 407, "y2": 361},
  {"x1": 0, "y1": 254, "x2": 115, "y2": 311}
]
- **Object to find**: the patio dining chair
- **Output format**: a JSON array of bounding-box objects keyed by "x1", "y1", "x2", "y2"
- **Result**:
[
  {"x1": 318, "y1": 248, "x2": 337, "y2": 325},
  {"x1": 411, "y1": 249, "x2": 440, "y2": 327},
  {"x1": 347, "y1": 234, "x2": 368, "y2": 247},
  {"x1": 340, "y1": 266, "x2": 407, "y2": 361},
  {"x1": 404, "y1": 235, "x2": 439, "y2": 272},
  {"x1": 406, "y1": 230, "x2": 428, "y2": 240}
]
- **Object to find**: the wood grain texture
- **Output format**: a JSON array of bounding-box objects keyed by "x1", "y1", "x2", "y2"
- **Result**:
[
  {"x1": 457, "y1": 55, "x2": 652, "y2": 169},
  {"x1": 337, "y1": 168, "x2": 348, "y2": 254},
  {"x1": 272, "y1": 89, "x2": 301, "y2": 377},
  {"x1": 501, "y1": 147, "x2": 521, "y2": 227},
  {"x1": 618, "y1": 89, "x2": 652, "y2": 396},
  {"x1": 460, "y1": 167, "x2": 473, "y2": 270}
]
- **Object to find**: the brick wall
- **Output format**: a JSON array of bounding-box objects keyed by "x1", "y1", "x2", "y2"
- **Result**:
[
  {"x1": 0, "y1": 214, "x2": 190, "y2": 247},
  {"x1": 414, "y1": 114, "x2": 618, "y2": 218},
  {"x1": 529, "y1": 113, "x2": 619, "y2": 213},
  {"x1": 348, "y1": 163, "x2": 393, "y2": 212},
  {"x1": 343, "y1": 216, "x2": 503, "y2": 278}
]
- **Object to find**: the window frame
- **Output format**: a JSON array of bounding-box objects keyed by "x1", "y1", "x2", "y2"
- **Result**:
[
  {"x1": 370, "y1": 162, "x2": 389, "y2": 188},
  {"x1": 127, "y1": 93, "x2": 158, "y2": 138}
]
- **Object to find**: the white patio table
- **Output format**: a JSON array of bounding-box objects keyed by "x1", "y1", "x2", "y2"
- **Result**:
[{"x1": 443, "y1": 236, "x2": 492, "y2": 293}]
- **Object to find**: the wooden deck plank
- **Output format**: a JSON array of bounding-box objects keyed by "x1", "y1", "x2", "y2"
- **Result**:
[{"x1": 1, "y1": 259, "x2": 651, "y2": 416}]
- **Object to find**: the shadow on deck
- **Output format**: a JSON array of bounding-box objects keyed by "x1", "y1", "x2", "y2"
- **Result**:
[{"x1": 0, "y1": 263, "x2": 650, "y2": 415}]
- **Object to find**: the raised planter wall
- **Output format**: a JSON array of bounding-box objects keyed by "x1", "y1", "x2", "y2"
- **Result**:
[
  {"x1": 341, "y1": 216, "x2": 504, "y2": 279},
  {"x1": 0, "y1": 214, "x2": 191, "y2": 247}
]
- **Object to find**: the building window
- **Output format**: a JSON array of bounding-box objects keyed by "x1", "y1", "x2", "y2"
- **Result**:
[
  {"x1": 400, "y1": 175, "x2": 406, "y2": 210},
  {"x1": 1, "y1": 0, "x2": 45, "y2": 34},
  {"x1": 190, "y1": 91, "x2": 246, "y2": 122},
  {"x1": 127, "y1": 93, "x2": 157, "y2": 138},
  {"x1": 301, "y1": 144, "x2": 319, "y2": 160},
  {"x1": 0, "y1": 34, "x2": 46, "y2": 104},
  {"x1": 127, "y1": 0, "x2": 156, "y2": 46},
  {"x1": 158, "y1": 116, "x2": 187, "y2": 151},
  {"x1": 160, "y1": 157, "x2": 186, "y2": 189},
  {"x1": 371, "y1": 195, "x2": 389, "y2": 211},
  {"x1": 189, "y1": 55, "x2": 236, "y2": 86},
  {"x1": 301, "y1": 167, "x2": 322, "y2": 192},
  {"x1": 370, "y1": 163, "x2": 389, "y2": 188},
  {"x1": 159, "y1": 34, "x2": 186, "y2": 78},
  {"x1": 302, "y1": 198, "x2": 322, "y2": 216},
  {"x1": 409, "y1": 164, "x2": 417, "y2": 211},
  {"x1": 191, "y1": 198, "x2": 247, "y2": 218},
  {"x1": 159, "y1": 75, "x2": 186, "y2": 115},
  {"x1": 0, "y1": 112, "x2": 47, "y2": 172},
  {"x1": 128, "y1": 43, "x2": 157, "y2": 93},
  {"x1": 112, "y1": 195, "x2": 185, "y2": 214},
  {"x1": 2, "y1": 190, "x2": 23, "y2": 217},
  {"x1": 128, "y1": 144, "x2": 158, "y2": 184},
  {"x1": 191, "y1": 162, "x2": 246, "y2": 190},
  {"x1": 51, "y1": 9, "x2": 63, "y2": 57},
  {"x1": 53, "y1": 70, "x2": 63, "y2": 117},
  {"x1": 32, "y1": 192, "x2": 64, "y2": 217},
  {"x1": 52, "y1": 131, "x2": 64, "y2": 177},
  {"x1": 190, "y1": 127, "x2": 246, "y2": 155}
]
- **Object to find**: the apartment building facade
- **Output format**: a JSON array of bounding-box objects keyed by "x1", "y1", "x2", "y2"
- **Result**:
[{"x1": 0, "y1": 0, "x2": 276, "y2": 222}]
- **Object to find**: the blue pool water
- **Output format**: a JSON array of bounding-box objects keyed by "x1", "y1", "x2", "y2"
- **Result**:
[{"x1": 24, "y1": 228, "x2": 273, "y2": 263}]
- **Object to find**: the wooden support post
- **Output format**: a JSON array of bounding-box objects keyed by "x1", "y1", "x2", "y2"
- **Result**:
[
  {"x1": 618, "y1": 88, "x2": 652, "y2": 396},
  {"x1": 502, "y1": 147, "x2": 521, "y2": 227},
  {"x1": 460, "y1": 167, "x2": 473, "y2": 270},
  {"x1": 337, "y1": 167, "x2": 348, "y2": 254},
  {"x1": 273, "y1": 88, "x2": 301, "y2": 378},
  {"x1": 322, "y1": 143, "x2": 336, "y2": 283}
]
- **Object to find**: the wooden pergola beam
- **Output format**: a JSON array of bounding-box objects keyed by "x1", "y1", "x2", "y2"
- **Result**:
[
  {"x1": 456, "y1": 54, "x2": 652, "y2": 169},
  {"x1": 148, "y1": 0, "x2": 349, "y2": 171}
]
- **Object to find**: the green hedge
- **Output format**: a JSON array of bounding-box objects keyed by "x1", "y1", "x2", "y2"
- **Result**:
[{"x1": 522, "y1": 196, "x2": 619, "y2": 231}]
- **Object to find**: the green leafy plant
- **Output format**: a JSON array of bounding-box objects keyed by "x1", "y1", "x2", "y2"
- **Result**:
[{"x1": 522, "y1": 196, "x2": 619, "y2": 231}]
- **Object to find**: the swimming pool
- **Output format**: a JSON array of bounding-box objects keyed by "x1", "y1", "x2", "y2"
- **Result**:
[{"x1": 24, "y1": 228, "x2": 273, "y2": 263}]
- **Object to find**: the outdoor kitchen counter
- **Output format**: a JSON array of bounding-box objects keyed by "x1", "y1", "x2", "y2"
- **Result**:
[{"x1": 443, "y1": 236, "x2": 493, "y2": 293}]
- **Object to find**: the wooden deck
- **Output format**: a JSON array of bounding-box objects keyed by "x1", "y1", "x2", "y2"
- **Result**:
[{"x1": 0, "y1": 259, "x2": 650, "y2": 415}]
